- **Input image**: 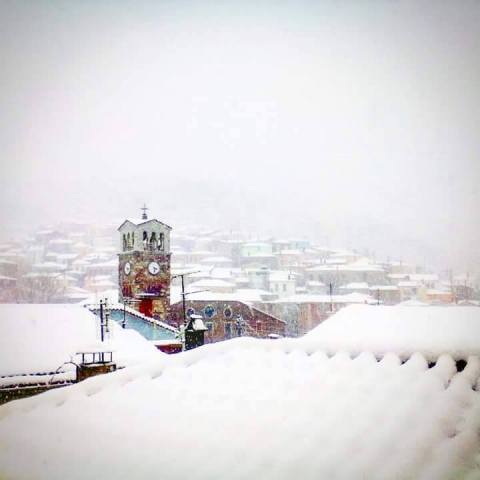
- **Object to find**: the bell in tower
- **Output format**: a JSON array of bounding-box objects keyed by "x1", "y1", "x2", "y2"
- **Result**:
[{"x1": 117, "y1": 206, "x2": 172, "y2": 319}]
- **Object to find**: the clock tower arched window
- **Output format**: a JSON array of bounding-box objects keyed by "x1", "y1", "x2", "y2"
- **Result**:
[{"x1": 150, "y1": 232, "x2": 158, "y2": 250}]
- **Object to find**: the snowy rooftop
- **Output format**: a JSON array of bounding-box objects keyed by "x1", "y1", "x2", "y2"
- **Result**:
[
  {"x1": 269, "y1": 270, "x2": 296, "y2": 282},
  {"x1": 188, "y1": 278, "x2": 235, "y2": 289},
  {"x1": 0, "y1": 304, "x2": 162, "y2": 385},
  {"x1": 85, "y1": 259, "x2": 118, "y2": 269},
  {"x1": 369, "y1": 285, "x2": 399, "y2": 291},
  {"x1": 48, "y1": 238, "x2": 74, "y2": 245},
  {"x1": 198, "y1": 256, "x2": 232, "y2": 264},
  {"x1": 306, "y1": 260, "x2": 385, "y2": 273},
  {"x1": 242, "y1": 241, "x2": 271, "y2": 247},
  {"x1": 398, "y1": 298, "x2": 431, "y2": 307},
  {"x1": 32, "y1": 261, "x2": 67, "y2": 271},
  {"x1": 409, "y1": 273, "x2": 439, "y2": 282},
  {"x1": 339, "y1": 282, "x2": 370, "y2": 289},
  {"x1": 120, "y1": 217, "x2": 172, "y2": 229},
  {"x1": 188, "y1": 250, "x2": 214, "y2": 256},
  {"x1": 388, "y1": 273, "x2": 410, "y2": 279},
  {"x1": 0, "y1": 259, "x2": 17, "y2": 266},
  {"x1": 170, "y1": 286, "x2": 275, "y2": 304},
  {"x1": 304, "y1": 304, "x2": 480, "y2": 361},
  {"x1": 274, "y1": 292, "x2": 374, "y2": 304},
  {"x1": 0, "y1": 274, "x2": 16, "y2": 281},
  {"x1": 277, "y1": 249, "x2": 302, "y2": 255},
  {"x1": 0, "y1": 331, "x2": 479, "y2": 479},
  {"x1": 399, "y1": 280, "x2": 421, "y2": 287},
  {"x1": 210, "y1": 267, "x2": 239, "y2": 279}
]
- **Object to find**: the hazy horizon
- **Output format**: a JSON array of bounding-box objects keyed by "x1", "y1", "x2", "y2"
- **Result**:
[{"x1": 1, "y1": 0, "x2": 479, "y2": 273}]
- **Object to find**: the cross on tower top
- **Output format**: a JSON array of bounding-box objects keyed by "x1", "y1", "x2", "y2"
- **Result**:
[{"x1": 141, "y1": 203, "x2": 149, "y2": 220}]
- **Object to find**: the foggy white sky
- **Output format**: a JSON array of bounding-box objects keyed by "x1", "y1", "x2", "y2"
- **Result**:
[{"x1": 1, "y1": 0, "x2": 479, "y2": 272}]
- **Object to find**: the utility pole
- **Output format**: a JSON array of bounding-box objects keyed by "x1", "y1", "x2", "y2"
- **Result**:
[
  {"x1": 171, "y1": 271, "x2": 201, "y2": 326},
  {"x1": 98, "y1": 298, "x2": 110, "y2": 340},
  {"x1": 181, "y1": 274, "x2": 186, "y2": 325},
  {"x1": 99, "y1": 299, "x2": 104, "y2": 342},
  {"x1": 123, "y1": 299, "x2": 127, "y2": 328}
]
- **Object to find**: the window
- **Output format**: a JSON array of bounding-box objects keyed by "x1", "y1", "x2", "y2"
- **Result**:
[
  {"x1": 224, "y1": 306, "x2": 233, "y2": 319},
  {"x1": 204, "y1": 305, "x2": 216, "y2": 318},
  {"x1": 143, "y1": 231, "x2": 148, "y2": 248},
  {"x1": 150, "y1": 232, "x2": 157, "y2": 250},
  {"x1": 159, "y1": 232, "x2": 164, "y2": 251},
  {"x1": 123, "y1": 234, "x2": 127, "y2": 251}
]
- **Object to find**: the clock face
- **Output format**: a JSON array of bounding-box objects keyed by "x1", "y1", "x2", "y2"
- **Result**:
[
  {"x1": 124, "y1": 262, "x2": 131, "y2": 275},
  {"x1": 148, "y1": 261, "x2": 161, "y2": 275}
]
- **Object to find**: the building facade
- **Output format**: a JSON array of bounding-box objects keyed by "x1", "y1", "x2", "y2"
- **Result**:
[{"x1": 168, "y1": 299, "x2": 286, "y2": 343}]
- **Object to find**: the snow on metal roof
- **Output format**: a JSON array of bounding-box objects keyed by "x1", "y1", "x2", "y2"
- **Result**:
[
  {"x1": 305, "y1": 304, "x2": 480, "y2": 361},
  {"x1": 0, "y1": 335, "x2": 478, "y2": 479}
]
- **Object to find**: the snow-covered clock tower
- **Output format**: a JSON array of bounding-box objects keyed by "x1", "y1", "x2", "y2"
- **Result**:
[{"x1": 118, "y1": 206, "x2": 172, "y2": 319}]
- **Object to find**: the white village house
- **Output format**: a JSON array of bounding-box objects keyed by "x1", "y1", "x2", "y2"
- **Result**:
[{"x1": 0, "y1": 304, "x2": 479, "y2": 479}]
